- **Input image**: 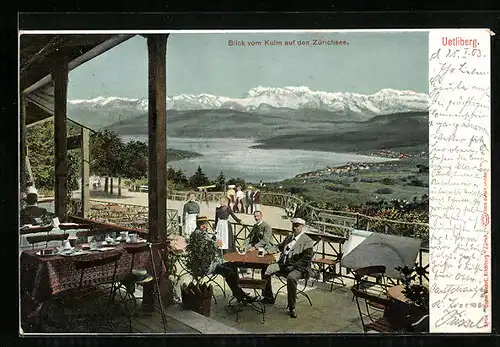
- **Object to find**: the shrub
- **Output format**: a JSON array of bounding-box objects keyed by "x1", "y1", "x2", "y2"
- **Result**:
[
  {"x1": 375, "y1": 187, "x2": 394, "y2": 194},
  {"x1": 381, "y1": 178, "x2": 396, "y2": 185}
]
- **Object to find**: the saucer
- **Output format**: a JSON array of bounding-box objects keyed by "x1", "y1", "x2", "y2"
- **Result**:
[
  {"x1": 102, "y1": 240, "x2": 119, "y2": 246},
  {"x1": 126, "y1": 238, "x2": 147, "y2": 244}
]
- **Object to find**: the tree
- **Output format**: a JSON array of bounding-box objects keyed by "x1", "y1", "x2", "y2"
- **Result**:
[
  {"x1": 119, "y1": 140, "x2": 148, "y2": 196},
  {"x1": 26, "y1": 120, "x2": 82, "y2": 194},
  {"x1": 227, "y1": 177, "x2": 246, "y2": 189},
  {"x1": 214, "y1": 171, "x2": 226, "y2": 190},
  {"x1": 168, "y1": 167, "x2": 188, "y2": 187},
  {"x1": 89, "y1": 130, "x2": 124, "y2": 194},
  {"x1": 188, "y1": 166, "x2": 210, "y2": 188}
]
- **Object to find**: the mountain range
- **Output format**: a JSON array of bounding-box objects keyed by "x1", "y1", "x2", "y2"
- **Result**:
[
  {"x1": 70, "y1": 86, "x2": 428, "y2": 115},
  {"x1": 67, "y1": 86, "x2": 429, "y2": 153}
]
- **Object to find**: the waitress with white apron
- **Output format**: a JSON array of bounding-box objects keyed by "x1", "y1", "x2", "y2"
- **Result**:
[
  {"x1": 182, "y1": 191, "x2": 200, "y2": 238},
  {"x1": 215, "y1": 196, "x2": 242, "y2": 254}
]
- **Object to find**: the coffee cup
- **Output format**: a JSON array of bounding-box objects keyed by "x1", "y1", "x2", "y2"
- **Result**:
[
  {"x1": 129, "y1": 234, "x2": 138, "y2": 243},
  {"x1": 120, "y1": 231, "x2": 129, "y2": 240},
  {"x1": 257, "y1": 247, "x2": 265, "y2": 257}
]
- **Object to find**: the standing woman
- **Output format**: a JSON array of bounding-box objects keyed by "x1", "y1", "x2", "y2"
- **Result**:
[
  {"x1": 235, "y1": 186, "x2": 244, "y2": 213},
  {"x1": 183, "y1": 191, "x2": 200, "y2": 238},
  {"x1": 253, "y1": 188, "x2": 261, "y2": 212},
  {"x1": 215, "y1": 196, "x2": 242, "y2": 254}
]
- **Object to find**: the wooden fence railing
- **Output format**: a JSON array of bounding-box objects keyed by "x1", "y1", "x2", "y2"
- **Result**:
[
  {"x1": 71, "y1": 199, "x2": 180, "y2": 233},
  {"x1": 69, "y1": 196, "x2": 429, "y2": 286},
  {"x1": 166, "y1": 190, "x2": 430, "y2": 247}
]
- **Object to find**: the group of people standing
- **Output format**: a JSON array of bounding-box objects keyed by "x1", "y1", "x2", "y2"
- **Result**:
[
  {"x1": 182, "y1": 190, "x2": 242, "y2": 253},
  {"x1": 226, "y1": 185, "x2": 261, "y2": 214},
  {"x1": 182, "y1": 186, "x2": 262, "y2": 253}
]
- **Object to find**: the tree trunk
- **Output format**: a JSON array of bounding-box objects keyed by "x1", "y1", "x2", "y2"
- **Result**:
[
  {"x1": 104, "y1": 177, "x2": 109, "y2": 194},
  {"x1": 118, "y1": 177, "x2": 122, "y2": 196},
  {"x1": 110, "y1": 177, "x2": 114, "y2": 195}
]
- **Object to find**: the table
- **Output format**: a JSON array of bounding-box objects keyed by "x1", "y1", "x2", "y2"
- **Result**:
[
  {"x1": 20, "y1": 241, "x2": 151, "y2": 305},
  {"x1": 223, "y1": 250, "x2": 277, "y2": 269},
  {"x1": 387, "y1": 285, "x2": 409, "y2": 303}
]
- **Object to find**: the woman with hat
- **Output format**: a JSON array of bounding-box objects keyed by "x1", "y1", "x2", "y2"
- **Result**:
[
  {"x1": 235, "y1": 186, "x2": 244, "y2": 213},
  {"x1": 215, "y1": 196, "x2": 242, "y2": 254},
  {"x1": 182, "y1": 191, "x2": 200, "y2": 239},
  {"x1": 226, "y1": 185, "x2": 236, "y2": 211}
]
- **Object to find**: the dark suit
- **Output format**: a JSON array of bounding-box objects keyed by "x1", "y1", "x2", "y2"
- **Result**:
[
  {"x1": 244, "y1": 191, "x2": 254, "y2": 214},
  {"x1": 262, "y1": 232, "x2": 314, "y2": 309},
  {"x1": 20, "y1": 205, "x2": 49, "y2": 226}
]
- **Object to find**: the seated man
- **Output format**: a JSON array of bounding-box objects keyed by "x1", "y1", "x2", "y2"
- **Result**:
[
  {"x1": 261, "y1": 217, "x2": 314, "y2": 318},
  {"x1": 196, "y1": 215, "x2": 256, "y2": 304},
  {"x1": 246, "y1": 210, "x2": 276, "y2": 254},
  {"x1": 20, "y1": 193, "x2": 49, "y2": 226}
]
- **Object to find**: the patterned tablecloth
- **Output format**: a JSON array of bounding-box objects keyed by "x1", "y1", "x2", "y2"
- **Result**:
[{"x1": 20, "y1": 242, "x2": 152, "y2": 304}]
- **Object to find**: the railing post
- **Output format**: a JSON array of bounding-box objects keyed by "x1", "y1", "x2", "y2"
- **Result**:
[
  {"x1": 419, "y1": 249, "x2": 423, "y2": 285},
  {"x1": 356, "y1": 213, "x2": 359, "y2": 229}
]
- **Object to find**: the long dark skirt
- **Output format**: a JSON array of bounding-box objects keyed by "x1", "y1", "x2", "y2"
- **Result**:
[{"x1": 224, "y1": 222, "x2": 236, "y2": 255}]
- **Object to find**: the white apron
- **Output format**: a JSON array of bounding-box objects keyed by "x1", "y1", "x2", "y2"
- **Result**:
[
  {"x1": 215, "y1": 219, "x2": 229, "y2": 250},
  {"x1": 183, "y1": 213, "x2": 197, "y2": 238}
]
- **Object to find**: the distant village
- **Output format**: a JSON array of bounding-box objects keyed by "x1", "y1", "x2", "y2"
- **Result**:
[{"x1": 295, "y1": 149, "x2": 428, "y2": 179}]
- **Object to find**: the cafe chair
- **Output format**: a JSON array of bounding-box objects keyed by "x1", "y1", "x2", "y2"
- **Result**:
[
  {"x1": 116, "y1": 242, "x2": 168, "y2": 333},
  {"x1": 26, "y1": 233, "x2": 69, "y2": 249},
  {"x1": 310, "y1": 237, "x2": 345, "y2": 291},
  {"x1": 352, "y1": 265, "x2": 388, "y2": 312},
  {"x1": 226, "y1": 269, "x2": 267, "y2": 324},
  {"x1": 273, "y1": 272, "x2": 313, "y2": 308},
  {"x1": 45, "y1": 252, "x2": 124, "y2": 332},
  {"x1": 351, "y1": 286, "x2": 398, "y2": 333}
]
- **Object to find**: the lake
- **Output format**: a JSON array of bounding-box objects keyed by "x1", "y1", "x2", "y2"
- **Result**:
[{"x1": 121, "y1": 136, "x2": 396, "y2": 183}]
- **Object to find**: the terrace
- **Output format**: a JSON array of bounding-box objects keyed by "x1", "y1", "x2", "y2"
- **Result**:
[{"x1": 19, "y1": 33, "x2": 428, "y2": 335}]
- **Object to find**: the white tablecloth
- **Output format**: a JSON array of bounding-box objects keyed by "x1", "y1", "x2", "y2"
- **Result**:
[{"x1": 19, "y1": 228, "x2": 86, "y2": 250}]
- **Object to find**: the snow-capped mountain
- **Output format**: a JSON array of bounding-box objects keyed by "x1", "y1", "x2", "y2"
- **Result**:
[{"x1": 69, "y1": 86, "x2": 429, "y2": 117}]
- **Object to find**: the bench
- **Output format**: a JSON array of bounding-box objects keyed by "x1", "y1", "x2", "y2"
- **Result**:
[{"x1": 318, "y1": 212, "x2": 357, "y2": 227}]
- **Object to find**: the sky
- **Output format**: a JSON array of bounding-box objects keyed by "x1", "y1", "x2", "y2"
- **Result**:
[{"x1": 68, "y1": 31, "x2": 429, "y2": 100}]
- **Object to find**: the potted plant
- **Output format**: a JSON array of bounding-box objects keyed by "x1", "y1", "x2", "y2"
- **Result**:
[
  {"x1": 180, "y1": 229, "x2": 220, "y2": 317},
  {"x1": 395, "y1": 264, "x2": 429, "y2": 330}
]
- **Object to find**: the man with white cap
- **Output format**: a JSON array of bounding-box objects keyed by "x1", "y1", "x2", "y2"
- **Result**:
[{"x1": 261, "y1": 217, "x2": 314, "y2": 318}]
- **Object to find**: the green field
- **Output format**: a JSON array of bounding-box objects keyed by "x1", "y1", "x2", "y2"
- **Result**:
[{"x1": 265, "y1": 159, "x2": 429, "y2": 209}]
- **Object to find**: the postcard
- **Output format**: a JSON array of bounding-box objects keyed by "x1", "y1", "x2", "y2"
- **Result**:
[{"x1": 19, "y1": 28, "x2": 491, "y2": 335}]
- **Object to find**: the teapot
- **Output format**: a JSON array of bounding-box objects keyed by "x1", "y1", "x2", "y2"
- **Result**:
[{"x1": 62, "y1": 239, "x2": 72, "y2": 250}]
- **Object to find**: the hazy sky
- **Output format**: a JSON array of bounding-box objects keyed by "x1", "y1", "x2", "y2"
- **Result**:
[{"x1": 68, "y1": 31, "x2": 429, "y2": 100}]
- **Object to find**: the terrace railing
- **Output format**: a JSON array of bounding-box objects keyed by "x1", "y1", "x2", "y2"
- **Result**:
[
  {"x1": 71, "y1": 191, "x2": 429, "y2": 284},
  {"x1": 72, "y1": 198, "x2": 180, "y2": 234}
]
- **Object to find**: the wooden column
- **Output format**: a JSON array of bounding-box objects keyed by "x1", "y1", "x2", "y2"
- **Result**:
[
  {"x1": 147, "y1": 34, "x2": 168, "y2": 243},
  {"x1": 143, "y1": 34, "x2": 168, "y2": 313},
  {"x1": 52, "y1": 52, "x2": 69, "y2": 221},
  {"x1": 20, "y1": 97, "x2": 27, "y2": 193},
  {"x1": 81, "y1": 128, "x2": 90, "y2": 217}
]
